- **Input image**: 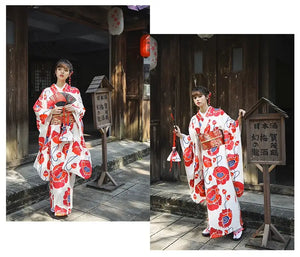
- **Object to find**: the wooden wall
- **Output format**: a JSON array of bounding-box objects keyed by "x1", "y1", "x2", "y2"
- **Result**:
[
  {"x1": 6, "y1": 7, "x2": 28, "y2": 163},
  {"x1": 150, "y1": 35, "x2": 260, "y2": 183},
  {"x1": 111, "y1": 30, "x2": 150, "y2": 141}
]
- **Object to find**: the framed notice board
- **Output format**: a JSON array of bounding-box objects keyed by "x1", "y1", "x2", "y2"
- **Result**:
[
  {"x1": 92, "y1": 88, "x2": 112, "y2": 129},
  {"x1": 246, "y1": 114, "x2": 286, "y2": 165}
]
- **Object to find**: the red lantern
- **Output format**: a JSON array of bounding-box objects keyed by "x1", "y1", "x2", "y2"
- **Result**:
[{"x1": 140, "y1": 34, "x2": 150, "y2": 57}]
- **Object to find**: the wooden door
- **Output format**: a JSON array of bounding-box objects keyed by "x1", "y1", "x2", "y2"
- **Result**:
[
  {"x1": 125, "y1": 30, "x2": 144, "y2": 140},
  {"x1": 217, "y1": 35, "x2": 259, "y2": 118}
]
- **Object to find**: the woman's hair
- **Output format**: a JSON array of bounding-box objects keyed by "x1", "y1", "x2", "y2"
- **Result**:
[
  {"x1": 192, "y1": 86, "x2": 210, "y2": 98},
  {"x1": 55, "y1": 59, "x2": 73, "y2": 73}
]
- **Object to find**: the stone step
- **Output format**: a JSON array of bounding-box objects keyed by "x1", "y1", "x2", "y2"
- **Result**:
[
  {"x1": 6, "y1": 139, "x2": 150, "y2": 215},
  {"x1": 150, "y1": 181, "x2": 294, "y2": 236}
]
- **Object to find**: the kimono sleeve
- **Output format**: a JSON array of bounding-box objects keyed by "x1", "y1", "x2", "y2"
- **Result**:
[
  {"x1": 33, "y1": 89, "x2": 52, "y2": 137},
  {"x1": 70, "y1": 88, "x2": 86, "y2": 120},
  {"x1": 180, "y1": 116, "x2": 206, "y2": 203},
  {"x1": 220, "y1": 111, "x2": 244, "y2": 197}
]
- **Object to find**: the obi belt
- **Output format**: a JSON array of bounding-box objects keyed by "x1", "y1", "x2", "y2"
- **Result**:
[{"x1": 199, "y1": 129, "x2": 224, "y2": 150}]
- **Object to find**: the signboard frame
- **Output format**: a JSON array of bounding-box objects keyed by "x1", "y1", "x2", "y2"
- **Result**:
[
  {"x1": 245, "y1": 113, "x2": 286, "y2": 165},
  {"x1": 91, "y1": 88, "x2": 113, "y2": 130}
]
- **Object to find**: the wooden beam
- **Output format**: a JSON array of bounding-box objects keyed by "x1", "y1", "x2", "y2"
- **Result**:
[{"x1": 38, "y1": 6, "x2": 109, "y2": 30}]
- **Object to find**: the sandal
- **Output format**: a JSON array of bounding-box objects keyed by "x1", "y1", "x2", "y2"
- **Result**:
[
  {"x1": 202, "y1": 227, "x2": 210, "y2": 237},
  {"x1": 232, "y1": 227, "x2": 243, "y2": 240}
]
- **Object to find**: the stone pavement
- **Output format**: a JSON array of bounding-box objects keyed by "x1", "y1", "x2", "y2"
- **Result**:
[
  {"x1": 6, "y1": 155, "x2": 149, "y2": 221},
  {"x1": 150, "y1": 211, "x2": 294, "y2": 250},
  {"x1": 6, "y1": 138, "x2": 150, "y2": 215}
]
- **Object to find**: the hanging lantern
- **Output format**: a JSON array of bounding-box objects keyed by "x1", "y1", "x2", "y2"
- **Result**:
[
  {"x1": 140, "y1": 34, "x2": 150, "y2": 57},
  {"x1": 149, "y1": 36, "x2": 157, "y2": 70},
  {"x1": 108, "y1": 7, "x2": 124, "y2": 35},
  {"x1": 197, "y1": 34, "x2": 214, "y2": 40}
]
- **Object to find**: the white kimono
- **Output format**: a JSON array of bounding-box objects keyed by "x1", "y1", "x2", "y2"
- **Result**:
[{"x1": 180, "y1": 106, "x2": 244, "y2": 238}]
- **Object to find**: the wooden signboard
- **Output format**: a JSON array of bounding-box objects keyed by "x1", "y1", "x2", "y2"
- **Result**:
[
  {"x1": 86, "y1": 75, "x2": 123, "y2": 191},
  {"x1": 246, "y1": 113, "x2": 286, "y2": 165},
  {"x1": 92, "y1": 88, "x2": 112, "y2": 129},
  {"x1": 244, "y1": 97, "x2": 289, "y2": 249},
  {"x1": 86, "y1": 75, "x2": 113, "y2": 130}
]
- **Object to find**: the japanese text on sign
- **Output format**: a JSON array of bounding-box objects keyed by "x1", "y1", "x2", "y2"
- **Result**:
[
  {"x1": 94, "y1": 92, "x2": 111, "y2": 127},
  {"x1": 248, "y1": 119, "x2": 281, "y2": 163}
]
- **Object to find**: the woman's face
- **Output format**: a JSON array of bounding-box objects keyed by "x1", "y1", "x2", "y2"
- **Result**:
[
  {"x1": 55, "y1": 65, "x2": 70, "y2": 82},
  {"x1": 193, "y1": 93, "x2": 207, "y2": 108}
]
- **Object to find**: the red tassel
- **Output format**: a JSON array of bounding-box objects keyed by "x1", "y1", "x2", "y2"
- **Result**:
[
  {"x1": 69, "y1": 71, "x2": 73, "y2": 85},
  {"x1": 208, "y1": 92, "x2": 212, "y2": 106}
]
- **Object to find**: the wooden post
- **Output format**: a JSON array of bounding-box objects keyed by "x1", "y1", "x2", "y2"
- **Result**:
[
  {"x1": 87, "y1": 126, "x2": 123, "y2": 191},
  {"x1": 247, "y1": 164, "x2": 289, "y2": 249},
  {"x1": 262, "y1": 164, "x2": 271, "y2": 247},
  {"x1": 244, "y1": 98, "x2": 290, "y2": 249}
]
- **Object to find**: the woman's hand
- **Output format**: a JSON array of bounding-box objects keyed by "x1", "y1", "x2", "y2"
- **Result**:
[
  {"x1": 237, "y1": 109, "x2": 246, "y2": 132},
  {"x1": 64, "y1": 104, "x2": 74, "y2": 112},
  {"x1": 174, "y1": 125, "x2": 183, "y2": 138},
  {"x1": 238, "y1": 109, "x2": 246, "y2": 120},
  {"x1": 51, "y1": 106, "x2": 63, "y2": 115}
]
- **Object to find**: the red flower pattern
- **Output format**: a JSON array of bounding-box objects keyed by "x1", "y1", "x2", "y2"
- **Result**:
[
  {"x1": 210, "y1": 227, "x2": 223, "y2": 239},
  {"x1": 227, "y1": 154, "x2": 239, "y2": 170},
  {"x1": 63, "y1": 188, "x2": 71, "y2": 207},
  {"x1": 72, "y1": 141, "x2": 82, "y2": 156},
  {"x1": 207, "y1": 107, "x2": 225, "y2": 117},
  {"x1": 207, "y1": 146, "x2": 220, "y2": 156},
  {"x1": 213, "y1": 166, "x2": 230, "y2": 185},
  {"x1": 218, "y1": 209, "x2": 233, "y2": 228},
  {"x1": 52, "y1": 163, "x2": 68, "y2": 189},
  {"x1": 79, "y1": 160, "x2": 92, "y2": 179},
  {"x1": 194, "y1": 156, "x2": 199, "y2": 171},
  {"x1": 54, "y1": 205, "x2": 68, "y2": 216},
  {"x1": 183, "y1": 144, "x2": 194, "y2": 167},
  {"x1": 203, "y1": 156, "x2": 212, "y2": 168},
  {"x1": 233, "y1": 181, "x2": 244, "y2": 197},
  {"x1": 206, "y1": 185, "x2": 222, "y2": 211},
  {"x1": 195, "y1": 180, "x2": 206, "y2": 197}
]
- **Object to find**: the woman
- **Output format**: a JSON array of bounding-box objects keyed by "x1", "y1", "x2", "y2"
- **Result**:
[
  {"x1": 33, "y1": 59, "x2": 92, "y2": 217},
  {"x1": 175, "y1": 86, "x2": 246, "y2": 240}
]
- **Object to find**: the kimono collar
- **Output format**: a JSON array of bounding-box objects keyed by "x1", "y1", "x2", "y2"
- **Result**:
[
  {"x1": 50, "y1": 83, "x2": 70, "y2": 94},
  {"x1": 197, "y1": 106, "x2": 212, "y2": 118}
]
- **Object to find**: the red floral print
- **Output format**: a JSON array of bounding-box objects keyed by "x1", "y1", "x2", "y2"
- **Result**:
[
  {"x1": 54, "y1": 205, "x2": 68, "y2": 216},
  {"x1": 52, "y1": 130, "x2": 61, "y2": 144},
  {"x1": 189, "y1": 179, "x2": 194, "y2": 188},
  {"x1": 183, "y1": 144, "x2": 194, "y2": 167},
  {"x1": 52, "y1": 163, "x2": 68, "y2": 189},
  {"x1": 218, "y1": 209, "x2": 233, "y2": 228},
  {"x1": 38, "y1": 153, "x2": 44, "y2": 165},
  {"x1": 62, "y1": 143, "x2": 70, "y2": 157},
  {"x1": 72, "y1": 141, "x2": 82, "y2": 156},
  {"x1": 207, "y1": 107, "x2": 225, "y2": 117},
  {"x1": 195, "y1": 180, "x2": 206, "y2": 197},
  {"x1": 227, "y1": 154, "x2": 239, "y2": 170},
  {"x1": 194, "y1": 155, "x2": 199, "y2": 171},
  {"x1": 79, "y1": 160, "x2": 92, "y2": 179},
  {"x1": 213, "y1": 166, "x2": 230, "y2": 185},
  {"x1": 233, "y1": 181, "x2": 244, "y2": 197},
  {"x1": 210, "y1": 227, "x2": 223, "y2": 239},
  {"x1": 63, "y1": 188, "x2": 71, "y2": 207},
  {"x1": 38, "y1": 137, "x2": 45, "y2": 149},
  {"x1": 206, "y1": 185, "x2": 222, "y2": 211},
  {"x1": 207, "y1": 146, "x2": 220, "y2": 156},
  {"x1": 203, "y1": 156, "x2": 212, "y2": 168},
  {"x1": 40, "y1": 114, "x2": 48, "y2": 124}
]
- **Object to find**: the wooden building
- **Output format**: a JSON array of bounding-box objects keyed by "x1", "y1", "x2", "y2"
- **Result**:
[
  {"x1": 6, "y1": 6, "x2": 150, "y2": 166},
  {"x1": 150, "y1": 34, "x2": 294, "y2": 190}
]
